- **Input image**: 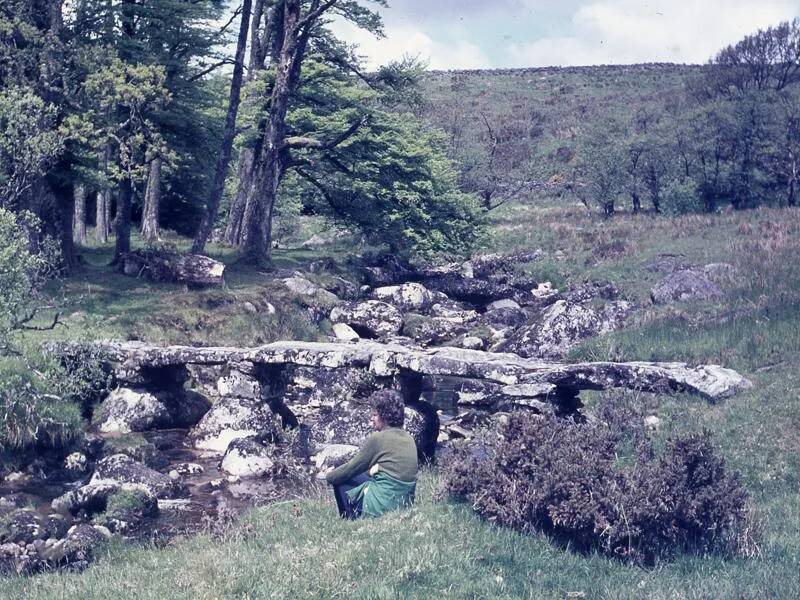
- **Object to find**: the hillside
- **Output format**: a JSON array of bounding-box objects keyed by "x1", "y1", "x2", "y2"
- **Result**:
[{"x1": 419, "y1": 64, "x2": 700, "y2": 205}]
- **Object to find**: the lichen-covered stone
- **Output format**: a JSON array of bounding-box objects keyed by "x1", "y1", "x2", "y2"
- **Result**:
[
  {"x1": 93, "y1": 387, "x2": 172, "y2": 433},
  {"x1": 94, "y1": 387, "x2": 210, "y2": 434},
  {"x1": 650, "y1": 269, "x2": 724, "y2": 304},
  {"x1": 372, "y1": 283, "x2": 435, "y2": 312},
  {"x1": 42, "y1": 524, "x2": 107, "y2": 569},
  {"x1": 220, "y1": 438, "x2": 276, "y2": 477},
  {"x1": 500, "y1": 299, "x2": 634, "y2": 360},
  {"x1": 190, "y1": 397, "x2": 280, "y2": 452},
  {"x1": 329, "y1": 300, "x2": 403, "y2": 338},
  {"x1": 0, "y1": 510, "x2": 68, "y2": 545},
  {"x1": 90, "y1": 454, "x2": 183, "y2": 499}
]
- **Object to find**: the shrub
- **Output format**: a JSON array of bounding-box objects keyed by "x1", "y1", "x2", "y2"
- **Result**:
[
  {"x1": 0, "y1": 362, "x2": 81, "y2": 452},
  {"x1": 0, "y1": 208, "x2": 61, "y2": 353},
  {"x1": 442, "y1": 412, "x2": 756, "y2": 565}
]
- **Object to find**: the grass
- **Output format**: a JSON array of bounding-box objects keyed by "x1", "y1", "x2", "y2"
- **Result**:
[
  {"x1": 4, "y1": 204, "x2": 800, "y2": 597},
  {"x1": 4, "y1": 472, "x2": 799, "y2": 599}
]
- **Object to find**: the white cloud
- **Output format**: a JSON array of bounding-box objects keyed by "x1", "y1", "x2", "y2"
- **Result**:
[
  {"x1": 330, "y1": 19, "x2": 492, "y2": 70},
  {"x1": 509, "y1": 0, "x2": 800, "y2": 67}
]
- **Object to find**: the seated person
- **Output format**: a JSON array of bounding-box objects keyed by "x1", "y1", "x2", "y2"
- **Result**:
[{"x1": 325, "y1": 390, "x2": 418, "y2": 519}]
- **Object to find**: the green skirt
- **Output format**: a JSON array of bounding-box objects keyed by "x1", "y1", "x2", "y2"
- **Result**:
[{"x1": 346, "y1": 471, "x2": 416, "y2": 518}]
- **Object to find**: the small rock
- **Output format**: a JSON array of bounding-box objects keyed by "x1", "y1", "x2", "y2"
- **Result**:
[
  {"x1": 0, "y1": 543, "x2": 21, "y2": 558},
  {"x1": 650, "y1": 269, "x2": 723, "y2": 305},
  {"x1": 460, "y1": 336, "x2": 484, "y2": 350},
  {"x1": 64, "y1": 452, "x2": 88, "y2": 474},
  {"x1": 168, "y1": 470, "x2": 180, "y2": 480},
  {"x1": 173, "y1": 463, "x2": 204, "y2": 476},
  {"x1": 43, "y1": 523, "x2": 107, "y2": 568},
  {"x1": 216, "y1": 370, "x2": 261, "y2": 399},
  {"x1": 313, "y1": 444, "x2": 359, "y2": 471},
  {"x1": 220, "y1": 438, "x2": 276, "y2": 477},
  {"x1": 486, "y1": 299, "x2": 521, "y2": 311},
  {"x1": 329, "y1": 300, "x2": 404, "y2": 339},
  {"x1": 371, "y1": 282, "x2": 435, "y2": 312},
  {"x1": 91, "y1": 454, "x2": 183, "y2": 499},
  {"x1": 93, "y1": 387, "x2": 172, "y2": 434},
  {"x1": 644, "y1": 415, "x2": 661, "y2": 429},
  {"x1": 530, "y1": 281, "x2": 557, "y2": 300},
  {"x1": 92, "y1": 525, "x2": 112, "y2": 539},
  {"x1": 332, "y1": 322, "x2": 359, "y2": 342},
  {"x1": 190, "y1": 396, "x2": 280, "y2": 453},
  {"x1": 281, "y1": 276, "x2": 340, "y2": 305}
]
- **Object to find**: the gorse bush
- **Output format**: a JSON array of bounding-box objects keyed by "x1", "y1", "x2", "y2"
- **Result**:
[{"x1": 442, "y1": 412, "x2": 755, "y2": 565}]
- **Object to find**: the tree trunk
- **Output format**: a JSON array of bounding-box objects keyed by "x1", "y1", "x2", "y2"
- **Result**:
[
  {"x1": 631, "y1": 191, "x2": 641, "y2": 214},
  {"x1": 192, "y1": 0, "x2": 252, "y2": 254},
  {"x1": 224, "y1": 149, "x2": 255, "y2": 245},
  {"x1": 241, "y1": 0, "x2": 316, "y2": 263},
  {"x1": 141, "y1": 157, "x2": 161, "y2": 241},
  {"x1": 73, "y1": 183, "x2": 86, "y2": 244},
  {"x1": 57, "y1": 180, "x2": 77, "y2": 269},
  {"x1": 223, "y1": 0, "x2": 270, "y2": 247},
  {"x1": 114, "y1": 178, "x2": 132, "y2": 261},
  {"x1": 95, "y1": 144, "x2": 111, "y2": 242},
  {"x1": 95, "y1": 189, "x2": 109, "y2": 243}
]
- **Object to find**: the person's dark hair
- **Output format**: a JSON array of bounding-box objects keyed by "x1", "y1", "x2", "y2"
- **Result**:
[{"x1": 370, "y1": 390, "x2": 405, "y2": 427}]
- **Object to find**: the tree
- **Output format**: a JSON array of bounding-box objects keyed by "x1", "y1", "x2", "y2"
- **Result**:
[
  {"x1": 238, "y1": 0, "x2": 388, "y2": 263},
  {"x1": 711, "y1": 19, "x2": 800, "y2": 94},
  {"x1": 81, "y1": 58, "x2": 170, "y2": 260},
  {"x1": 577, "y1": 119, "x2": 626, "y2": 215},
  {"x1": 192, "y1": 0, "x2": 254, "y2": 253},
  {"x1": 765, "y1": 90, "x2": 800, "y2": 206},
  {"x1": 460, "y1": 113, "x2": 537, "y2": 211},
  {"x1": 283, "y1": 60, "x2": 485, "y2": 261},
  {"x1": 0, "y1": 87, "x2": 63, "y2": 209},
  {"x1": 72, "y1": 183, "x2": 87, "y2": 243}
]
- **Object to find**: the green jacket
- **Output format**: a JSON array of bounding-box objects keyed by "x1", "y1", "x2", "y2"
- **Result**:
[
  {"x1": 326, "y1": 427, "x2": 418, "y2": 517},
  {"x1": 326, "y1": 427, "x2": 418, "y2": 485}
]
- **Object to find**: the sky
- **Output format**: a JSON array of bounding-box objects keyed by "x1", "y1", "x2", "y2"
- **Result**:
[{"x1": 328, "y1": 0, "x2": 800, "y2": 70}]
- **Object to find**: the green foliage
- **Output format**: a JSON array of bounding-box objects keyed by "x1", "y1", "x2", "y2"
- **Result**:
[
  {"x1": 280, "y1": 60, "x2": 487, "y2": 263},
  {"x1": 661, "y1": 178, "x2": 702, "y2": 215},
  {"x1": 81, "y1": 58, "x2": 171, "y2": 182},
  {"x1": 0, "y1": 87, "x2": 63, "y2": 208},
  {"x1": 0, "y1": 208, "x2": 60, "y2": 351},
  {"x1": 0, "y1": 357, "x2": 82, "y2": 452}
]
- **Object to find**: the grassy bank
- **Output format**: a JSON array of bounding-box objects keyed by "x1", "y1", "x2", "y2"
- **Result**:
[
  {"x1": 5, "y1": 471, "x2": 799, "y2": 599},
  {"x1": 5, "y1": 204, "x2": 800, "y2": 598}
]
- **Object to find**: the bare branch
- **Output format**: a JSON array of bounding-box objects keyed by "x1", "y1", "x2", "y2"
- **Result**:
[
  {"x1": 284, "y1": 116, "x2": 367, "y2": 150},
  {"x1": 17, "y1": 312, "x2": 65, "y2": 332},
  {"x1": 188, "y1": 59, "x2": 236, "y2": 82},
  {"x1": 296, "y1": 0, "x2": 338, "y2": 31}
]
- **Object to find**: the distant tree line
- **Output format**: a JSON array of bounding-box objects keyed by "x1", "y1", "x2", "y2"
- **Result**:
[{"x1": 575, "y1": 19, "x2": 800, "y2": 215}]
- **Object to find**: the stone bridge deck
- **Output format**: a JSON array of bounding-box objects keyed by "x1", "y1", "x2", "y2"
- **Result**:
[{"x1": 57, "y1": 340, "x2": 752, "y2": 403}]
